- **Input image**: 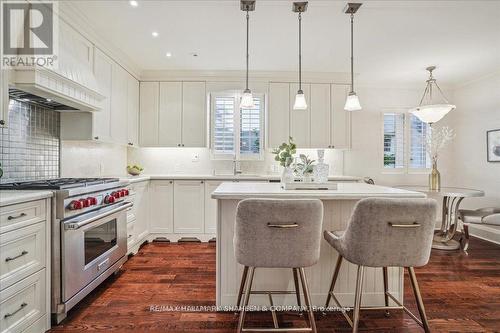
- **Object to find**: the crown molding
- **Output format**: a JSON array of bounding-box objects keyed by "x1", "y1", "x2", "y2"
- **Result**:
[{"x1": 58, "y1": 2, "x2": 141, "y2": 79}]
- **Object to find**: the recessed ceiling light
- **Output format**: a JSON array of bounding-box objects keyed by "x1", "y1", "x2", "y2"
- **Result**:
[
  {"x1": 129, "y1": 1, "x2": 138, "y2": 7},
  {"x1": 166, "y1": 52, "x2": 172, "y2": 58},
  {"x1": 46, "y1": 98, "x2": 52, "y2": 102},
  {"x1": 152, "y1": 31, "x2": 159, "y2": 37}
]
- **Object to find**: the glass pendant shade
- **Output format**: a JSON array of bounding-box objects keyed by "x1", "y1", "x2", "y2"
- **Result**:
[
  {"x1": 409, "y1": 104, "x2": 456, "y2": 124},
  {"x1": 240, "y1": 89, "x2": 255, "y2": 109},
  {"x1": 344, "y1": 92, "x2": 362, "y2": 111},
  {"x1": 293, "y1": 90, "x2": 307, "y2": 110}
]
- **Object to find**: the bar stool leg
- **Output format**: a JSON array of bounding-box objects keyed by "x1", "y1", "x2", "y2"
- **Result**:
[
  {"x1": 292, "y1": 268, "x2": 302, "y2": 308},
  {"x1": 352, "y1": 265, "x2": 365, "y2": 333},
  {"x1": 237, "y1": 267, "x2": 255, "y2": 333},
  {"x1": 298, "y1": 268, "x2": 317, "y2": 333},
  {"x1": 236, "y1": 266, "x2": 249, "y2": 311},
  {"x1": 407, "y1": 267, "x2": 431, "y2": 333},
  {"x1": 324, "y1": 255, "x2": 343, "y2": 310},
  {"x1": 382, "y1": 267, "x2": 390, "y2": 317}
]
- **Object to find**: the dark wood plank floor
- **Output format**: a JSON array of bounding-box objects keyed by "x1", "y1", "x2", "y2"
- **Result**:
[{"x1": 50, "y1": 237, "x2": 500, "y2": 332}]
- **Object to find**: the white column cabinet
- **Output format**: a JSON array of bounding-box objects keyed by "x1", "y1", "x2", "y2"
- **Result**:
[
  {"x1": 173, "y1": 180, "x2": 205, "y2": 234},
  {"x1": 139, "y1": 82, "x2": 160, "y2": 146},
  {"x1": 204, "y1": 181, "x2": 222, "y2": 234},
  {"x1": 110, "y1": 64, "x2": 128, "y2": 145},
  {"x1": 159, "y1": 82, "x2": 182, "y2": 146},
  {"x1": 331, "y1": 85, "x2": 352, "y2": 149},
  {"x1": 149, "y1": 180, "x2": 174, "y2": 233},
  {"x1": 181, "y1": 82, "x2": 206, "y2": 147},
  {"x1": 127, "y1": 74, "x2": 140, "y2": 147},
  {"x1": 132, "y1": 181, "x2": 149, "y2": 242},
  {"x1": 92, "y1": 49, "x2": 113, "y2": 141},
  {"x1": 268, "y1": 82, "x2": 290, "y2": 148},
  {"x1": 289, "y1": 83, "x2": 311, "y2": 148}
]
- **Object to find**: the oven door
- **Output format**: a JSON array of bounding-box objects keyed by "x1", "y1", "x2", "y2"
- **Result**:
[{"x1": 61, "y1": 202, "x2": 132, "y2": 302}]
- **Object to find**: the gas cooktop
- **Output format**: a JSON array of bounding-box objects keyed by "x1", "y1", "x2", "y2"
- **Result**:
[{"x1": 0, "y1": 178, "x2": 120, "y2": 190}]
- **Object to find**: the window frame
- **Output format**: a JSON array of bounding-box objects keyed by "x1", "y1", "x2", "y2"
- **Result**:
[
  {"x1": 209, "y1": 91, "x2": 265, "y2": 161},
  {"x1": 380, "y1": 108, "x2": 431, "y2": 175}
]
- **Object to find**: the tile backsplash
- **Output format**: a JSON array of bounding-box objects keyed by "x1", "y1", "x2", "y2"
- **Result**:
[{"x1": 0, "y1": 99, "x2": 60, "y2": 182}]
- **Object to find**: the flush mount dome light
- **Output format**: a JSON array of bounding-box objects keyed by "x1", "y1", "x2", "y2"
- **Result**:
[
  {"x1": 410, "y1": 66, "x2": 456, "y2": 124},
  {"x1": 129, "y1": 1, "x2": 138, "y2": 7}
]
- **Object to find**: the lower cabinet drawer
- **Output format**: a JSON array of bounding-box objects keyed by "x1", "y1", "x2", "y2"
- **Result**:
[
  {"x1": 0, "y1": 269, "x2": 46, "y2": 333},
  {"x1": 0, "y1": 223, "x2": 46, "y2": 290},
  {"x1": 0, "y1": 200, "x2": 46, "y2": 234}
]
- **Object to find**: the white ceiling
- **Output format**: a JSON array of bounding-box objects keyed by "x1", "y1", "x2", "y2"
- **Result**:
[{"x1": 69, "y1": 0, "x2": 500, "y2": 85}]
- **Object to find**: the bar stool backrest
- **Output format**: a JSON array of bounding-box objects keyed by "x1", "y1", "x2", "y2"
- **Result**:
[
  {"x1": 234, "y1": 198, "x2": 323, "y2": 268},
  {"x1": 340, "y1": 198, "x2": 437, "y2": 268}
]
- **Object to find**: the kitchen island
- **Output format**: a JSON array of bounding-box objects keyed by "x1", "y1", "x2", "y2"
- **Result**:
[{"x1": 212, "y1": 182, "x2": 426, "y2": 308}]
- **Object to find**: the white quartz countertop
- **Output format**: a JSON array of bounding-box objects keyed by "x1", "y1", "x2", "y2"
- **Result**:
[
  {"x1": 121, "y1": 174, "x2": 363, "y2": 184},
  {"x1": 211, "y1": 182, "x2": 427, "y2": 200},
  {"x1": 0, "y1": 190, "x2": 53, "y2": 206}
]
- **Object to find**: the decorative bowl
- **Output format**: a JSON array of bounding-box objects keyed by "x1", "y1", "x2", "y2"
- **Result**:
[{"x1": 127, "y1": 166, "x2": 143, "y2": 176}]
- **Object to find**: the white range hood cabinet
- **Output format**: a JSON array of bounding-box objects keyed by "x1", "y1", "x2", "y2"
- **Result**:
[{"x1": 11, "y1": 65, "x2": 104, "y2": 112}]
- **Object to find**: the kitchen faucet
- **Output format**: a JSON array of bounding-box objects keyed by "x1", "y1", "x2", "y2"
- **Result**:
[{"x1": 233, "y1": 155, "x2": 242, "y2": 175}]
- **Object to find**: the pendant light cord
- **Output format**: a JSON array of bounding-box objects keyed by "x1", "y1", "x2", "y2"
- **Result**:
[
  {"x1": 245, "y1": 11, "x2": 250, "y2": 91},
  {"x1": 350, "y1": 12, "x2": 354, "y2": 93},
  {"x1": 298, "y1": 12, "x2": 302, "y2": 91}
]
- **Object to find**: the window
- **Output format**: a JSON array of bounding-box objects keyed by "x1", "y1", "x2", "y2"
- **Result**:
[
  {"x1": 211, "y1": 92, "x2": 264, "y2": 159},
  {"x1": 383, "y1": 111, "x2": 431, "y2": 171}
]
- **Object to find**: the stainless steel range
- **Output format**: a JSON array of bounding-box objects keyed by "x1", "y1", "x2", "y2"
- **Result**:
[{"x1": 0, "y1": 178, "x2": 132, "y2": 323}]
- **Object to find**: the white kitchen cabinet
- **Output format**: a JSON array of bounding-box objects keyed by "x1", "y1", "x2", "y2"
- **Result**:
[
  {"x1": 268, "y1": 82, "x2": 290, "y2": 148},
  {"x1": 204, "y1": 181, "x2": 222, "y2": 234},
  {"x1": 127, "y1": 74, "x2": 140, "y2": 147},
  {"x1": 92, "y1": 48, "x2": 113, "y2": 142},
  {"x1": 149, "y1": 180, "x2": 174, "y2": 233},
  {"x1": 110, "y1": 64, "x2": 129, "y2": 145},
  {"x1": 289, "y1": 83, "x2": 311, "y2": 148},
  {"x1": 173, "y1": 180, "x2": 204, "y2": 234},
  {"x1": 0, "y1": 69, "x2": 10, "y2": 128},
  {"x1": 331, "y1": 85, "x2": 352, "y2": 149},
  {"x1": 310, "y1": 83, "x2": 332, "y2": 148},
  {"x1": 159, "y1": 82, "x2": 182, "y2": 146},
  {"x1": 132, "y1": 181, "x2": 149, "y2": 242},
  {"x1": 139, "y1": 82, "x2": 160, "y2": 146},
  {"x1": 181, "y1": 82, "x2": 206, "y2": 147}
]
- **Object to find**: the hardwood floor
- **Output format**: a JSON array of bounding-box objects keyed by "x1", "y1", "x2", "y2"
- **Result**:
[{"x1": 50, "y1": 237, "x2": 500, "y2": 332}]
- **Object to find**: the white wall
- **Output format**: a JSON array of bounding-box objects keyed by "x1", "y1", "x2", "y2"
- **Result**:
[
  {"x1": 127, "y1": 147, "x2": 344, "y2": 176},
  {"x1": 444, "y1": 73, "x2": 500, "y2": 209},
  {"x1": 60, "y1": 141, "x2": 128, "y2": 177}
]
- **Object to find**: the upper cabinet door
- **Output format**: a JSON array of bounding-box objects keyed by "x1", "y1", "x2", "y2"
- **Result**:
[
  {"x1": 92, "y1": 49, "x2": 112, "y2": 141},
  {"x1": 181, "y1": 82, "x2": 206, "y2": 147},
  {"x1": 0, "y1": 69, "x2": 9, "y2": 128},
  {"x1": 110, "y1": 64, "x2": 128, "y2": 145},
  {"x1": 331, "y1": 85, "x2": 352, "y2": 149},
  {"x1": 289, "y1": 83, "x2": 311, "y2": 148},
  {"x1": 159, "y1": 82, "x2": 182, "y2": 147},
  {"x1": 127, "y1": 74, "x2": 140, "y2": 147},
  {"x1": 310, "y1": 84, "x2": 331, "y2": 148},
  {"x1": 268, "y1": 82, "x2": 290, "y2": 148},
  {"x1": 139, "y1": 82, "x2": 160, "y2": 146}
]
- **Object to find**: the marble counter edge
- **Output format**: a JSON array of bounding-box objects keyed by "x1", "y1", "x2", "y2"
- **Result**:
[
  {"x1": 119, "y1": 174, "x2": 364, "y2": 183},
  {"x1": 0, "y1": 190, "x2": 54, "y2": 206}
]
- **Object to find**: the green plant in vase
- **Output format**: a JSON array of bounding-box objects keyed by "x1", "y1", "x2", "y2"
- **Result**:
[
  {"x1": 272, "y1": 137, "x2": 296, "y2": 184},
  {"x1": 296, "y1": 154, "x2": 315, "y2": 180}
]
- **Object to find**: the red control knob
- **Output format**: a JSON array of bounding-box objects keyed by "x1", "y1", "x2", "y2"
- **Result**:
[
  {"x1": 111, "y1": 191, "x2": 120, "y2": 199},
  {"x1": 87, "y1": 197, "x2": 97, "y2": 206},
  {"x1": 80, "y1": 198, "x2": 90, "y2": 208},
  {"x1": 124, "y1": 189, "x2": 129, "y2": 196},
  {"x1": 104, "y1": 195, "x2": 114, "y2": 204},
  {"x1": 68, "y1": 200, "x2": 82, "y2": 210},
  {"x1": 119, "y1": 190, "x2": 125, "y2": 198}
]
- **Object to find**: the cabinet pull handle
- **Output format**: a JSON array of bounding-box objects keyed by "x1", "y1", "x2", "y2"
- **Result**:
[
  {"x1": 388, "y1": 222, "x2": 421, "y2": 228},
  {"x1": 4, "y1": 302, "x2": 27, "y2": 318},
  {"x1": 267, "y1": 223, "x2": 299, "y2": 229},
  {"x1": 94, "y1": 136, "x2": 99, "y2": 140},
  {"x1": 7, "y1": 212, "x2": 27, "y2": 220},
  {"x1": 128, "y1": 234, "x2": 133, "y2": 239},
  {"x1": 169, "y1": 181, "x2": 173, "y2": 184},
  {"x1": 5, "y1": 250, "x2": 28, "y2": 262},
  {"x1": 0, "y1": 120, "x2": 5, "y2": 126},
  {"x1": 201, "y1": 181, "x2": 204, "y2": 184}
]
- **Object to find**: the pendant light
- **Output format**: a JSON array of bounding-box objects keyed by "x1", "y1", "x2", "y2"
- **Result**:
[
  {"x1": 344, "y1": 3, "x2": 362, "y2": 111},
  {"x1": 293, "y1": 2, "x2": 308, "y2": 110},
  {"x1": 410, "y1": 66, "x2": 456, "y2": 124},
  {"x1": 240, "y1": 0, "x2": 256, "y2": 109}
]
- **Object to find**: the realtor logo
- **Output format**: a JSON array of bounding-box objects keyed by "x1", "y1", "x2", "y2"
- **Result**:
[{"x1": 1, "y1": 1, "x2": 58, "y2": 68}]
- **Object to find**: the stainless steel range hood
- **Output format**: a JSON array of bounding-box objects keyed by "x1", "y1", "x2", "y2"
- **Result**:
[{"x1": 10, "y1": 66, "x2": 104, "y2": 112}]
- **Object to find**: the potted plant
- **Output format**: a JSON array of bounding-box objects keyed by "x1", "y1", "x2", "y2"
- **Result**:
[
  {"x1": 272, "y1": 137, "x2": 296, "y2": 184},
  {"x1": 295, "y1": 154, "x2": 315, "y2": 182}
]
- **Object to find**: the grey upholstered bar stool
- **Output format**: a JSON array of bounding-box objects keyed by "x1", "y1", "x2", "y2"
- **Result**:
[
  {"x1": 234, "y1": 198, "x2": 323, "y2": 333},
  {"x1": 323, "y1": 198, "x2": 437, "y2": 333}
]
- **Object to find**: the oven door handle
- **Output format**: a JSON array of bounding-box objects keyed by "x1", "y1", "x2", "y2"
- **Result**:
[{"x1": 65, "y1": 202, "x2": 133, "y2": 230}]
